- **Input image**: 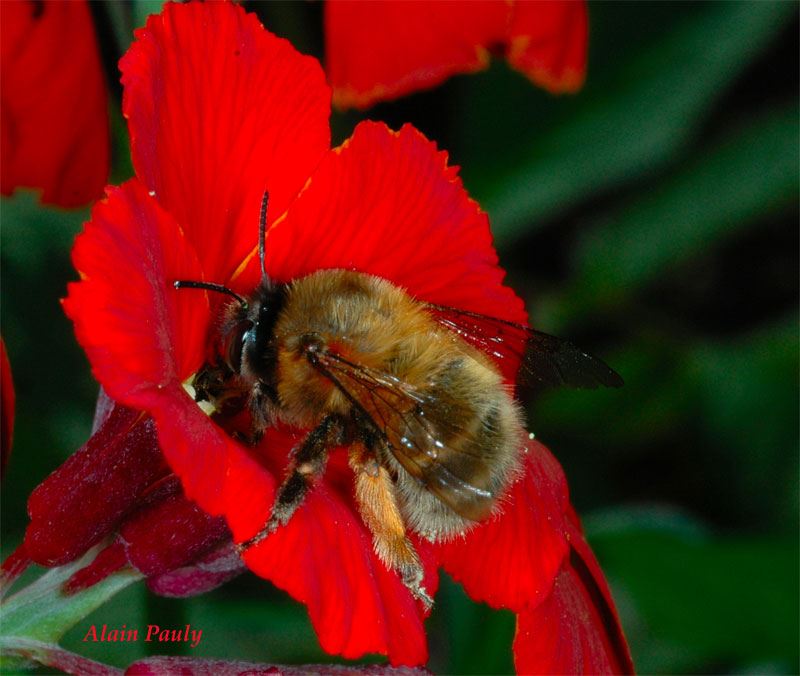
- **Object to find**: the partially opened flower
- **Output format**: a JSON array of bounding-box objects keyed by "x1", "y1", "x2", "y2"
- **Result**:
[
  {"x1": 56, "y1": 2, "x2": 628, "y2": 671},
  {"x1": 4, "y1": 392, "x2": 243, "y2": 600},
  {"x1": 0, "y1": 0, "x2": 109, "y2": 207},
  {"x1": 325, "y1": 0, "x2": 588, "y2": 109}
]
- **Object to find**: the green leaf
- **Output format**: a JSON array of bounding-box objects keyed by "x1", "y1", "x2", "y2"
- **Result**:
[
  {"x1": 428, "y1": 574, "x2": 514, "y2": 676},
  {"x1": 687, "y1": 318, "x2": 799, "y2": 526},
  {"x1": 587, "y1": 513, "x2": 800, "y2": 673},
  {"x1": 572, "y1": 104, "x2": 799, "y2": 309},
  {"x1": 185, "y1": 595, "x2": 332, "y2": 665},
  {"x1": 0, "y1": 192, "x2": 87, "y2": 269},
  {"x1": 131, "y1": 1, "x2": 166, "y2": 31},
  {"x1": 477, "y1": 1, "x2": 794, "y2": 242}
]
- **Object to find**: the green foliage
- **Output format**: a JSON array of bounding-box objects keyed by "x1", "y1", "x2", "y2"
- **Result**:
[
  {"x1": 428, "y1": 575, "x2": 515, "y2": 675},
  {"x1": 587, "y1": 513, "x2": 799, "y2": 673},
  {"x1": 467, "y1": 1, "x2": 796, "y2": 243},
  {"x1": 573, "y1": 104, "x2": 798, "y2": 310}
]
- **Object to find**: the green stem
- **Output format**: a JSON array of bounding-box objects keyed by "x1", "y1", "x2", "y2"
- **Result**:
[
  {"x1": 0, "y1": 550, "x2": 142, "y2": 673},
  {"x1": 0, "y1": 637, "x2": 121, "y2": 675}
]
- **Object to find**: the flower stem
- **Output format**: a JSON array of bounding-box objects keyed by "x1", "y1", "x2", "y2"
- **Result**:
[
  {"x1": 0, "y1": 636, "x2": 121, "y2": 675},
  {"x1": 0, "y1": 548, "x2": 142, "y2": 672}
]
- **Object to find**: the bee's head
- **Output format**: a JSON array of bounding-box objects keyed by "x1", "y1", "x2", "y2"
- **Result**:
[
  {"x1": 172, "y1": 276, "x2": 285, "y2": 384},
  {"x1": 224, "y1": 281, "x2": 286, "y2": 383},
  {"x1": 224, "y1": 188, "x2": 282, "y2": 380},
  {"x1": 175, "y1": 190, "x2": 284, "y2": 383}
]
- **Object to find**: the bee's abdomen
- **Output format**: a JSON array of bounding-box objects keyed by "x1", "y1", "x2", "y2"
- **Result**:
[{"x1": 390, "y1": 355, "x2": 524, "y2": 541}]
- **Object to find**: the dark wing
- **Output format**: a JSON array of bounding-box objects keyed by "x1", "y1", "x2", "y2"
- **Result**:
[
  {"x1": 308, "y1": 350, "x2": 497, "y2": 521},
  {"x1": 426, "y1": 304, "x2": 623, "y2": 389}
]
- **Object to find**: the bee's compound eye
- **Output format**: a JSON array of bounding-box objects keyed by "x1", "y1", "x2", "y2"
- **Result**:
[{"x1": 224, "y1": 320, "x2": 254, "y2": 372}]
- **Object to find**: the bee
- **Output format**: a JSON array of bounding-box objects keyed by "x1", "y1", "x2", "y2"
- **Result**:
[{"x1": 175, "y1": 192, "x2": 622, "y2": 607}]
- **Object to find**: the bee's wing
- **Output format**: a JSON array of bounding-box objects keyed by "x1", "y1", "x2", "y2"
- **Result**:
[
  {"x1": 425, "y1": 304, "x2": 623, "y2": 389},
  {"x1": 310, "y1": 351, "x2": 498, "y2": 521}
]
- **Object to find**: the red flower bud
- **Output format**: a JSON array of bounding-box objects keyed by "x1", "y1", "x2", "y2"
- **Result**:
[
  {"x1": 17, "y1": 399, "x2": 238, "y2": 597},
  {"x1": 120, "y1": 487, "x2": 228, "y2": 577},
  {"x1": 63, "y1": 477, "x2": 234, "y2": 596},
  {"x1": 24, "y1": 404, "x2": 167, "y2": 567},
  {"x1": 147, "y1": 543, "x2": 245, "y2": 599}
]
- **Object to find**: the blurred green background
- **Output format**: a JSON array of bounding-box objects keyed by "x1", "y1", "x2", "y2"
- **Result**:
[{"x1": 1, "y1": 1, "x2": 798, "y2": 674}]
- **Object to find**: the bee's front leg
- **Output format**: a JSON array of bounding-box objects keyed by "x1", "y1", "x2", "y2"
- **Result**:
[
  {"x1": 246, "y1": 381, "x2": 278, "y2": 444},
  {"x1": 349, "y1": 440, "x2": 433, "y2": 610},
  {"x1": 237, "y1": 413, "x2": 348, "y2": 551}
]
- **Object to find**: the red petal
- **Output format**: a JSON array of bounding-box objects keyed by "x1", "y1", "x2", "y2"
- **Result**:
[
  {"x1": 64, "y1": 180, "x2": 208, "y2": 406},
  {"x1": 1, "y1": 338, "x2": 14, "y2": 475},
  {"x1": 325, "y1": 0, "x2": 508, "y2": 109},
  {"x1": 0, "y1": 0, "x2": 108, "y2": 206},
  {"x1": 24, "y1": 404, "x2": 168, "y2": 566},
  {"x1": 162, "y1": 417, "x2": 437, "y2": 663},
  {"x1": 434, "y1": 440, "x2": 570, "y2": 612},
  {"x1": 506, "y1": 1, "x2": 588, "y2": 94},
  {"x1": 238, "y1": 435, "x2": 434, "y2": 665},
  {"x1": 149, "y1": 387, "x2": 264, "y2": 519},
  {"x1": 513, "y1": 568, "x2": 615, "y2": 674},
  {"x1": 513, "y1": 537, "x2": 633, "y2": 673},
  {"x1": 512, "y1": 505, "x2": 632, "y2": 674},
  {"x1": 256, "y1": 121, "x2": 525, "y2": 330},
  {"x1": 212, "y1": 424, "x2": 284, "y2": 544},
  {"x1": 563, "y1": 512, "x2": 634, "y2": 672},
  {"x1": 121, "y1": 1, "x2": 331, "y2": 282}
]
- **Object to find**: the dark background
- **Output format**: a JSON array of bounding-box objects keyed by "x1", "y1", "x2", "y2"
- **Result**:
[{"x1": 1, "y1": 1, "x2": 798, "y2": 673}]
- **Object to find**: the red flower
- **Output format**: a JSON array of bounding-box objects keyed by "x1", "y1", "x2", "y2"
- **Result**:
[
  {"x1": 325, "y1": 0, "x2": 588, "y2": 110},
  {"x1": 0, "y1": 0, "x2": 109, "y2": 207},
  {"x1": 62, "y1": 2, "x2": 629, "y2": 671}
]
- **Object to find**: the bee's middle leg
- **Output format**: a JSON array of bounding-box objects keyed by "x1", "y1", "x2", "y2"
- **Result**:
[
  {"x1": 238, "y1": 413, "x2": 347, "y2": 551},
  {"x1": 349, "y1": 442, "x2": 433, "y2": 610}
]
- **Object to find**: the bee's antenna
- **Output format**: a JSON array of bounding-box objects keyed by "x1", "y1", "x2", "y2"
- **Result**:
[
  {"x1": 173, "y1": 280, "x2": 248, "y2": 309},
  {"x1": 259, "y1": 190, "x2": 269, "y2": 284}
]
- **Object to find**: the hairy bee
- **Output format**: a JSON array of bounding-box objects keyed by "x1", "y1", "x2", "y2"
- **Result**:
[{"x1": 175, "y1": 193, "x2": 621, "y2": 607}]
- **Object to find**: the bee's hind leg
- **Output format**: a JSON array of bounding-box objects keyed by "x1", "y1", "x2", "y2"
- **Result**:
[
  {"x1": 349, "y1": 441, "x2": 433, "y2": 610},
  {"x1": 237, "y1": 413, "x2": 347, "y2": 552}
]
